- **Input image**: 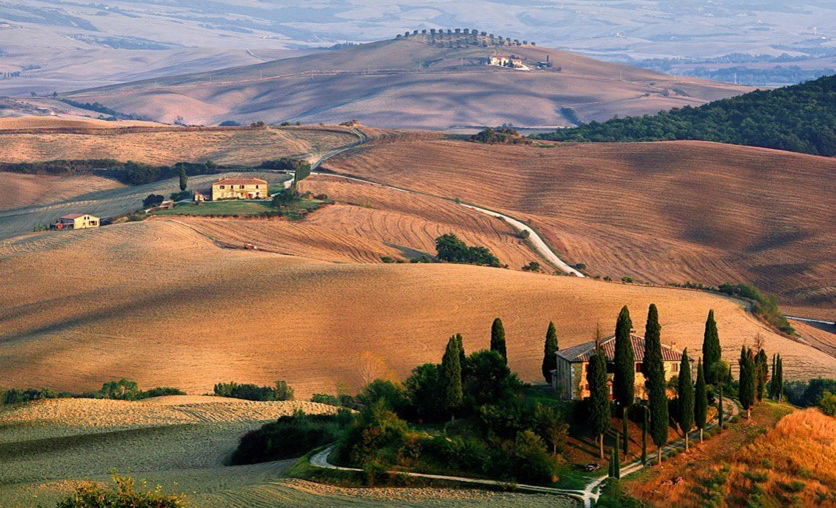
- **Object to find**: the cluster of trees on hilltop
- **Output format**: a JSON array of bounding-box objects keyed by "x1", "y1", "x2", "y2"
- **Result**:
[
  {"x1": 536, "y1": 75, "x2": 836, "y2": 156},
  {"x1": 470, "y1": 126, "x2": 531, "y2": 145}
]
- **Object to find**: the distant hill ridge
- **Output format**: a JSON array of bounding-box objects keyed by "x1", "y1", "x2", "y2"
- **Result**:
[
  {"x1": 537, "y1": 75, "x2": 836, "y2": 156},
  {"x1": 62, "y1": 36, "x2": 749, "y2": 129}
]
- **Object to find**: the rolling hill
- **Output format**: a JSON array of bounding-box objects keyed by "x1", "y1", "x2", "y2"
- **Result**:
[
  {"x1": 61, "y1": 34, "x2": 750, "y2": 129},
  {"x1": 323, "y1": 138, "x2": 836, "y2": 319},
  {"x1": 0, "y1": 220, "x2": 832, "y2": 400}
]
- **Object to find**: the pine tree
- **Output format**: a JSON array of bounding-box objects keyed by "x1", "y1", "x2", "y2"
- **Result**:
[
  {"x1": 643, "y1": 304, "x2": 668, "y2": 465},
  {"x1": 613, "y1": 306, "x2": 634, "y2": 455},
  {"x1": 490, "y1": 318, "x2": 507, "y2": 364},
  {"x1": 755, "y1": 349, "x2": 768, "y2": 402},
  {"x1": 442, "y1": 335, "x2": 463, "y2": 419},
  {"x1": 738, "y1": 346, "x2": 755, "y2": 419},
  {"x1": 694, "y1": 359, "x2": 708, "y2": 443},
  {"x1": 587, "y1": 345, "x2": 610, "y2": 460},
  {"x1": 677, "y1": 349, "x2": 694, "y2": 452},
  {"x1": 178, "y1": 167, "x2": 188, "y2": 191},
  {"x1": 702, "y1": 310, "x2": 721, "y2": 385},
  {"x1": 542, "y1": 321, "x2": 558, "y2": 383}
]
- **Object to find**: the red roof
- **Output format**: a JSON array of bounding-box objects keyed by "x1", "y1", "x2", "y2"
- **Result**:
[
  {"x1": 214, "y1": 178, "x2": 267, "y2": 186},
  {"x1": 557, "y1": 333, "x2": 685, "y2": 363}
]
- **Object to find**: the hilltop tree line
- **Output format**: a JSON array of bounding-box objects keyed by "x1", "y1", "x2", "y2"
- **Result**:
[{"x1": 536, "y1": 75, "x2": 836, "y2": 156}]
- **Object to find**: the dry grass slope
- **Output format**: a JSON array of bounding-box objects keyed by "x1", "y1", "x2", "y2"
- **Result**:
[
  {"x1": 325, "y1": 139, "x2": 836, "y2": 315},
  {"x1": 0, "y1": 221, "x2": 831, "y2": 399},
  {"x1": 0, "y1": 171, "x2": 126, "y2": 211}
]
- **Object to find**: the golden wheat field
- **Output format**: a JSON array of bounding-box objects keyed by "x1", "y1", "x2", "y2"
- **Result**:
[
  {"x1": 0, "y1": 220, "x2": 831, "y2": 399},
  {"x1": 0, "y1": 125, "x2": 357, "y2": 165},
  {"x1": 172, "y1": 176, "x2": 539, "y2": 268},
  {"x1": 0, "y1": 171, "x2": 126, "y2": 210},
  {"x1": 324, "y1": 138, "x2": 836, "y2": 316}
]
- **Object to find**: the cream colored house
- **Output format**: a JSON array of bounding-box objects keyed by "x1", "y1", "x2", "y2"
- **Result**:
[
  {"x1": 211, "y1": 178, "x2": 269, "y2": 201},
  {"x1": 55, "y1": 213, "x2": 99, "y2": 230},
  {"x1": 551, "y1": 333, "x2": 691, "y2": 401}
]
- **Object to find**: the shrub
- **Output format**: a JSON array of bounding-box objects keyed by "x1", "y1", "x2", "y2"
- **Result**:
[
  {"x1": 56, "y1": 474, "x2": 186, "y2": 508},
  {"x1": 338, "y1": 400, "x2": 410, "y2": 467},
  {"x1": 381, "y1": 256, "x2": 396, "y2": 263},
  {"x1": 142, "y1": 194, "x2": 165, "y2": 207},
  {"x1": 521, "y1": 261, "x2": 541, "y2": 272},
  {"x1": 357, "y1": 379, "x2": 408, "y2": 414},
  {"x1": 818, "y1": 390, "x2": 836, "y2": 416},
  {"x1": 230, "y1": 411, "x2": 345, "y2": 465},
  {"x1": 3, "y1": 387, "x2": 56, "y2": 404},
  {"x1": 621, "y1": 276, "x2": 634, "y2": 283},
  {"x1": 469, "y1": 127, "x2": 531, "y2": 145},
  {"x1": 213, "y1": 380, "x2": 294, "y2": 401},
  {"x1": 311, "y1": 393, "x2": 358, "y2": 409},
  {"x1": 435, "y1": 233, "x2": 500, "y2": 267}
]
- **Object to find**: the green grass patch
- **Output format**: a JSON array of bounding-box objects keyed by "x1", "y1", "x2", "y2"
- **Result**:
[{"x1": 153, "y1": 200, "x2": 273, "y2": 217}]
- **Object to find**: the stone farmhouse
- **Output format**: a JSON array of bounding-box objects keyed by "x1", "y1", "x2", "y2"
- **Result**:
[
  {"x1": 551, "y1": 333, "x2": 692, "y2": 401},
  {"x1": 55, "y1": 213, "x2": 99, "y2": 230},
  {"x1": 211, "y1": 178, "x2": 269, "y2": 201}
]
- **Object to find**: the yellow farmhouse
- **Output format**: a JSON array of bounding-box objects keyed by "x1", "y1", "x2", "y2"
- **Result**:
[
  {"x1": 551, "y1": 333, "x2": 691, "y2": 400},
  {"x1": 56, "y1": 213, "x2": 99, "y2": 230},
  {"x1": 211, "y1": 177, "x2": 269, "y2": 201}
]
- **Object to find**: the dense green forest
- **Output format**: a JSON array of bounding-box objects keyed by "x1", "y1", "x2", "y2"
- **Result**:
[{"x1": 536, "y1": 75, "x2": 836, "y2": 156}]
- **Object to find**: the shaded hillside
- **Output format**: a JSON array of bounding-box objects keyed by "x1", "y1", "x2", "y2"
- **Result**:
[
  {"x1": 324, "y1": 139, "x2": 836, "y2": 317},
  {"x1": 62, "y1": 35, "x2": 749, "y2": 129},
  {"x1": 0, "y1": 221, "x2": 832, "y2": 399},
  {"x1": 538, "y1": 75, "x2": 836, "y2": 156}
]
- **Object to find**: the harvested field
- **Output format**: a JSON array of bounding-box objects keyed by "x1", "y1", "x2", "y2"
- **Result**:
[
  {"x1": 789, "y1": 320, "x2": 836, "y2": 358},
  {"x1": 175, "y1": 176, "x2": 539, "y2": 267},
  {"x1": 0, "y1": 221, "x2": 831, "y2": 400},
  {"x1": 0, "y1": 115, "x2": 164, "y2": 130},
  {"x1": 0, "y1": 125, "x2": 357, "y2": 166},
  {"x1": 0, "y1": 171, "x2": 126, "y2": 211},
  {"x1": 324, "y1": 139, "x2": 836, "y2": 315}
]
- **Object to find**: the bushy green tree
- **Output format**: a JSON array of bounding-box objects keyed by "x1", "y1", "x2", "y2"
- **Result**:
[
  {"x1": 490, "y1": 318, "x2": 507, "y2": 363},
  {"x1": 613, "y1": 305, "x2": 634, "y2": 455},
  {"x1": 819, "y1": 391, "x2": 836, "y2": 416},
  {"x1": 542, "y1": 321, "x2": 558, "y2": 384},
  {"x1": 357, "y1": 379, "x2": 407, "y2": 413},
  {"x1": 739, "y1": 346, "x2": 756, "y2": 419},
  {"x1": 676, "y1": 349, "x2": 694, "y2": 452},
  {"x1": 694, "y1": 359, "x2": 708, "y2": 442},
  {"x1": 702, "y1": 310, "x2": 721, "y2": 385},
  {"x1": 405, "y1": 363, "x2": 444, "y2": 422},
  {"x1": 533, "y1": 403, "x2": 568, "y2": 455},
  {"x1": 462, "y1": 349, "x2": 520, "y2": 411},
  {"x1": 587, "y1": 345, "x2": 610, "y2": 459},
  {"x1": 643, "y1": 304, "x2": 668, "y2": 464}
]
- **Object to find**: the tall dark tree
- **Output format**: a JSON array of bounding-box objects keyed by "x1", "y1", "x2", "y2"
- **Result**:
[
  {"x1": 676, "y1": 349, "x2": 694, "y2": 452},
  {"x1": 755, "y1": 349, "x2": 768, "y2": 402},
  {"x1": 609, "y1": 433, "x2": 621, "y2": 479},
  {"x1": 641, "y1": 404, "x2": 648, "y2": 465},
  {"x1": 643, "y1": 304, "x2": 668, "y2": 464},
  {"x1": 441, "y1": 335, "x2": 463, "y2": 419},
  {"x1": 542, "y1": 321, "x2": 558, "y2": 384},
  {"x1": 775, "y1": 354, "x2": 784, "y2": 402},
  {"x1": 454, "y1": 333, "x2": 466, "y2": 372},
  {"x1": 587, "y1": 346, "x2": 610, "y2": 460},
  {"x1": 702, "y1": 310, "x2": 721, "y2": 384},
  {"x1": 490, "y1": 318, "x2": 507, "y2": 364},
  {"x1": 694, "y1": 359, "x2": 708, "y2": 443},
  {"x1": 613, "y1": 306, "x2": 634, "y2": 455},
  {"x1": 739, "y1": 346, "x2": 756, "y2": 419},
  {"x1": 178, "y1": 166, "x2": 188, "y2": 191},
  {"x1": 768, "y1": 354, "x2": 777, "y2": 400}
]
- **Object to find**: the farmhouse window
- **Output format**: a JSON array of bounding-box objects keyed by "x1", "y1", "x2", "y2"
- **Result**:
[
  {"x1": 635, "y1": 362, "x2": 643, "y2": 372},
  {"x1": 240, "y1": 185, "x2": 245, "y2": 189},
  {"x1": 673, "y1": 363, "x2": 679, "y2": 372},
  {"x1": 219, "y1": 185, "x2": 225, "y2": 189}
]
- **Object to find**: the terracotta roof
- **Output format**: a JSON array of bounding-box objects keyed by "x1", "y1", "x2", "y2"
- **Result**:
[
  {"x1": 59, "y1": 213, "x2": 85, "y2": 219},
  {"x1": 214, "y1": 178, "x2": 267, "y2": 186},
  {"x1": 557, "y1": 333, "x2": 685, "y2": 363}
]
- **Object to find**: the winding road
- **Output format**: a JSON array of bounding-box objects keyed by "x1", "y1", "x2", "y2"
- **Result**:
[
  {"x1": 308, "y1": 397, "x2": 739, "y2": 508},
  {"x1": 308, "y1": 130, "x2": 584, "y2": 276}
]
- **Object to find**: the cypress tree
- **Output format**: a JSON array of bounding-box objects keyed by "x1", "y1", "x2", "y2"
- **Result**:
[
  {"x1": 776, "y1": 355, "x2": 784, "y2": 402},
  {"x1": 641, "y1": 404, "x2": 648, "y2": 465},
  {"x1": 702, "y1": 310, "x2": 721, "y2": 384},
  {"x1": 609, "y1": 433, "x2": 621, "y2": 478},
  {"x1": 738, "y1": 346, "x2": 755, "y2": 419},
  {"x1": 643, "y1": 304, "x2": 668, "y2": 465},
  {"x1": 587, "y1": 345, "x2": 610, "y2": 460},
  {"x1": 718, "y1": 383, "x2": 724, "y2": 431},
  {"x1": 490, "y1": 318, "x2": 507, "y2": 364},
  {"x1": 613, "y1": 306, "x2": 634, "y2": 455},
  {"x1": 542, "y1": 321, "x2": 558, "y2": 384},
  {"x1": 768, "y1": 354, "x2": 777, "y2": 399},
  {"x1": 677, "y1": 349, "x2": 694, "y2": 452},
  {"x1": 178, "y1": 167, "x2": 188, "y2": 191},
  {"x1": 455, "y1": 333, "x2": 466, "y2": 371},
  {"x1": 755, "y1": 349, "x2": 768, "y2": 402},
  {"x1": 442, "y1": 335, "x2": 463, "y2": 419},
  {"x1": 694, "y1": 359, "x2": 708, "y2": 443}
]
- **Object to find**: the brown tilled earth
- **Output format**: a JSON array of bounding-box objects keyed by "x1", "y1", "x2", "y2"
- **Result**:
[
  {"x1": 0, "y1": 171, "x2": 126, "y2": 210},
  {"x1": 0, "y1": 125, "x2": 357, "y2": 166},
  {"x1": 323, "y1": 138, "x2": 836, "y2": 317},
  {"x1": 0, "y1": 220, "x2": 831, "y2": 398}
]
